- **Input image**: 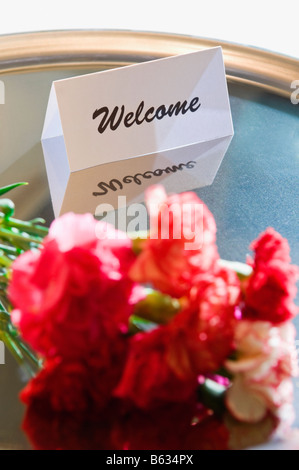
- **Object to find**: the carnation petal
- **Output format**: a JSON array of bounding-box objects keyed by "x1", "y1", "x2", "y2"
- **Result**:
[
  {"x1": 49, "y1": 212, "x2": 97, "y2": 252},
  {"x1": 226, "y1": 375, "x2": 267, "y2": 423}
]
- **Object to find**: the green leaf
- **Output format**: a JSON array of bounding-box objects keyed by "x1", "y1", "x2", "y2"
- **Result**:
[{"x1": 0, "y1": 182, "x2": 28, "y2": 196}]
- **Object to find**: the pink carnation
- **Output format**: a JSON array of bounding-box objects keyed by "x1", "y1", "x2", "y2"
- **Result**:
[{"x1": 225, "y1": 320, "x2": 298, "y2": 423}]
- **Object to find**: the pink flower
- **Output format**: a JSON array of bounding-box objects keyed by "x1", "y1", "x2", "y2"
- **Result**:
[
  {"x1": 130, "y1": 186, "x2": 219, "y2": 298},
  {"x1": 225, "y1": 320, "x2": 298, "y2": 423},
  {"x1": 243, "y1": 228, "x2": 299, "y2": 324},
  {"x1": 9, "y1": 213, "x2": 136, "y2": 359}
]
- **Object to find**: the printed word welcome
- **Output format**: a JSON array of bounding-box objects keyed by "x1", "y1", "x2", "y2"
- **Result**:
[{"x1": 92, "y1": 97, "x2": 201, "y2": 134}]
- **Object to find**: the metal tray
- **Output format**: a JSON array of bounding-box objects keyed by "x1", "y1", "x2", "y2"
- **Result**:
[{"x1": 0, "y1": 30, "x2": 298, "y2": 450}]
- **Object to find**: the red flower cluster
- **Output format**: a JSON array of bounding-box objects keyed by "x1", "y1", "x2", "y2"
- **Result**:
[{"x1": 8, "y1": 186, "x2": 299, "y2": 450}]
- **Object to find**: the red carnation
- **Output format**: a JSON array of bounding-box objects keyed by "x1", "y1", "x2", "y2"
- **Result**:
[
  {"x1": 130, "y1": 186, "x2": 219, "y2": 298},
  {"x1": 243, "y1": 228, "x2": 299, "y2": 324},
  {"x1": 9, "y1": 213, "x2": 136, "y2": 358}
]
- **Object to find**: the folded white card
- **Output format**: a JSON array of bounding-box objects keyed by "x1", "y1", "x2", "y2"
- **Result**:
[{"x1": 41, "y1": 47, "x2": 233, "y2": 217}]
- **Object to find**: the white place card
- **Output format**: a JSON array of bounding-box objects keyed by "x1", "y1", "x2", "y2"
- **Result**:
[{"x1": 41, "y1": 47, "x2": 233, "y2": 217}]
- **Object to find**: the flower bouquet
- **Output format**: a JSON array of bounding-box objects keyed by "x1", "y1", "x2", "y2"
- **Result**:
[{"x1": 0, "y1": 183, "x2": 298, "y2": 450}]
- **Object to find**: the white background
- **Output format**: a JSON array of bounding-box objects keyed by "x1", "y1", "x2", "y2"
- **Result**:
[{"x1": 0, "y1": 0, "x2": 298, "y2": 59}]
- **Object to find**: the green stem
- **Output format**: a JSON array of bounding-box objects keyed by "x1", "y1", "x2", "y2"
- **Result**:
[
  {"x1": 0, "y1": 295, "x2": 10, "y2": 313},
  {"x1": 0, "y1": 243, "x2": 18, "y2": 256},
  {"x1": 4, "y1": 217, "x2": 48, "y2": 238},
  {"x1": 0, "y1": 331, "x2": 38, "y2": 378},
  {"x1": 0, "y1": 299, "x2": 9, "y2": 313},
  {"x1": 0, "y1": 309, "x2": 10, "y2": 332},
  {"x1": 0, "y1": 306, "x2": 41, "y2": 375},
  {"x1": 0, "y1": 227, "x2": 43, "y2": 245},
  {"x1": 0, "y1": 251, "x2": 13, "y2": 267}
]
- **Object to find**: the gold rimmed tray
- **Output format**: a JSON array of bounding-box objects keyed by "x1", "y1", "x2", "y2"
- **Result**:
[
  {"x1": 0, "y1": 30, "x2": 297, "y2": 97},
  {"x1": 0, "y1": 30, "x2": 298, "y2": 450}
]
